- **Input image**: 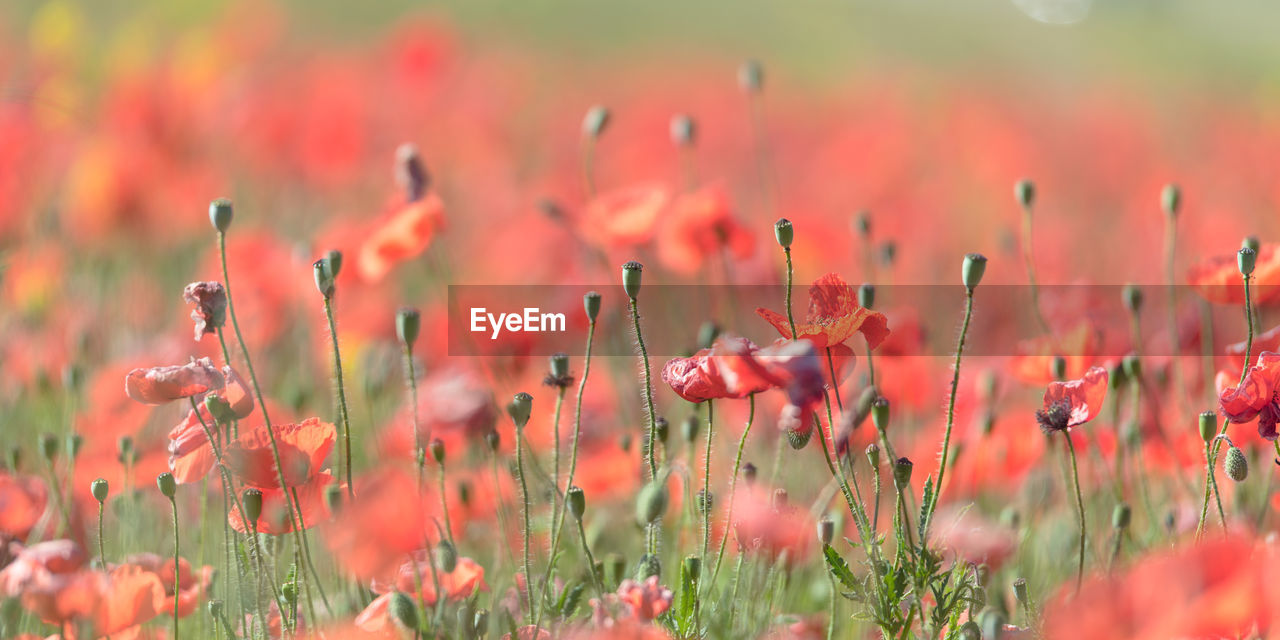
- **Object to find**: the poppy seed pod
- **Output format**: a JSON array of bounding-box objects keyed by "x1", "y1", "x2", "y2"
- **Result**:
[
  {"x1": 858, "y1": 283, "x2": 875, "y2": 310},
  {"x1": 1239, "y1": 247, "x2": 1257, "y2": 277},
  {"x1": 872, "y1": 397, "x2": 890, "y2": 432},
  {"x1": 681, "y1": 415, "x2": 700, "y2": 443},
  {"x1": 1012, "y1": 577, "x2": 1030, "y2": 608},
  {"x1": 1015, "y1": 178, "x2": 1035, "y2": 210},
  {"x1": 865, "y1": 443, "x2": 881, "y2": 469},
  {"x1": 396, "y1": 307, "x2": 421, "y2": 348},
  {"x1": 567, "y1": 485, "x2": 586, "y2": 521},
  {"x1": 324, "y1": 484, "x2": 342, "y2": 513},
  {"x1": 1050, "y1": 356, "x2": 1067, "y2": 381},
  {"x1": 817, "y1": 516, "x2": 835, "y2": 546},
  {"x1": 582, "y1": 105, "x2": 610, "y2": 138},
  {"x1": 738, "y1": 59, "x2": 763, "y2": 93},
  {"x1": 637, "y1": 553, "x2": 661, "y2": 580},
  {"x1": 584, "y1": 291, "x2": 602, "y2": 321},
  {"x1": 473, "y1": 609, "x2": 490, "y2": 637},
  {"x1": 1112, "y1": 503, "x2": 1131, "y2": 530},
  {"x1": 209, "y1": 198, "x2": 233, "y2": 233},
  {"x1": 962, "y1": 253, "x2": 987, "y2": 291},
  {"x1": 742, "y1": 462, "x2": 757, "y2": 485},
  {"x1": 1199, "y1": 411, "x2": 1217, "y2": 443},
  {"x1": 654, "y1": 417, "x2": 669, "y2": 445},
  {"x1": 854, "y1": 210, "x2": 871, "y2": 237},
  {"x1": 484, "y1": 429, "x2": 500, "y2": 453},
  {"x1": 1122, "y1": 284, "x2": 1143, "y2": 313},
  {"x1": 156, "y1": 472, "x2": 176, "y2": 499},
  {"x1": 39, "y1": 433, "x2": 58, "y2": 461},
  {"x1": 893, "y1": 457, "x2": 913, "y2": 488},
  {"x1": 670, "y1": 114, "x2": 696, "y2": 146},
  {"x1": 204, "y1": 395, "x2": 236, "y2": 424},
  {"x1": 636, "y1": 480, "x2": 668, "y2": 525},
  {"x1": 622, "y1": 261, "x2": 643, "y2": 299},
  {"x1": 958, "y1": 621, "x2": 981, "y2": 640},
  {"x1": 774, "y1": 218, "x2": 794, "y2": 248},
  {"x1": 785, "y1": 427, "x2": 811, "y2": 450},
  {"x1": 698, "y1": 321, "x2": 721, "y2": 350},
  {"x1": 550, "y1": 352, "x2": 570, "y2": 380},
  {"x1": 508, "y1": 392, "x2": 533, "y2": 429},
  {"x1": 434, "y1": 540, "x2": 458, "y2": 573},
  {"x1": 242, "y1": 488, "x2": 263, "y2": 523},
  {"x1": 1243, "y1": 235, "x2": 1261, "y2": 253},
  {"x1": 1161, "y1": 183, "x2": 1181, "y2": 218},
  {"x1": 91, "y1": 478, "x2": 108, "y2": 503},
  {"x1": 429, "y1": 438, "x2": 445, "y2": 464},
  {"x1": 389, "y1": 591, "x2": 419, "y2": 631},
  {"x1": 683, "y1": 555, "x2": 701, "y2": 581},
  {"x1": 1225, "y1": 446, "x2": 1249, "y2": 482},
  {"x1": 67, "y1": 434, "x2": 83, "y2": 460},
  {"x1": 312, "y1": 259, "x2": 335, "y2": 298}
]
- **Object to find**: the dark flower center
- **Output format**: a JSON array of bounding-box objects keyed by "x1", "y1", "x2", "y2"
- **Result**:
[{"x1": 1036, "y1": 399, "x2": 1072, "y2": 435}]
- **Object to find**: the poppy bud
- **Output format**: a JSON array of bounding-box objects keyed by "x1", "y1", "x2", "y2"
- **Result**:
[
  {"x1": 457, "y1": 480, "x2": 471, "y2": 507},
  {"x1": 203, "y1": 395, "x2": 234, "y2": 424},
  {"x1": 549, "y1": 352, "x2": 570, "y2": 380},
  {"x1": 1122, "y1": 284, "x2": 1143, "y2": 313},
  {"x1": 429, "y1": 438, "x2": 445, "y2": 464},
  {"x1": 324, "y1": 484, "x2": 342, "y2": 513},
  {"x1": 871, "y1": 397, "x2": 890, "y2": 432},
  {"x1": 1108, "y1": 362, "x2": 1127, "y2": 391},
  {"x1": 473, "y1": 609, "x2": 490, "y2": 637},
  {"x1": 695, "y1": 488, "x2": 713, "y2": 515},
  {"x1": 880, "y1": 240, "x2": 897, "y2": 266},
  {"x1": 683, "y1": 555, "x2": 701, "y2": 581},
  {"x1": 742, "y1": 462, "x2": 757, "y2": 485},
  {"x1": 484, "y1": 429, "x2": 500, "y2": 453},
  {"x1": 893, "y1": 457, "x2": 913, "y2": 488},
  {"x1": 738, "y1": 59, "x2": 763, "y2": 93},
  {"x1": 817, "y1": 516, "x2": 835, "y2": 546},
  {"x1": 1243, "y1": 235, "x2": 1261, "y2": 253},
  {"x1": 6, "y1": 446, "x2": 20, "y2": 471},
  {"x1": 958, "y1": 621, "x2": 981, "y2": 640},
  {"x1": 1225, "y1": 445, "x2": 1249, "y2": 482},
  {"x1": 772, "y1": 488, "x2": 788, "y2": 510},
  {"x1": 681, "y1": 415, "x2": 700, "y2": 443},
  {"x1": 584, "y1": 291, "x2": 602, "y2": 321},
  {"x1": 636, "y1": 480, "x2": 668, "y2": 525},
  {"x1": 390, "y1": 591, "x2": 419, "y2": 631},
  {"x1": 698, "y1": 321, "x2": 720, "y2": 350},
  {"x1": 670, "y1": 114, "x2": 696, "y2": 147},
  {"x1": 621, "y1": 261, "x2": 643, "y2": 300},
  {"x1": 774, "y1": 218, "x2": 794, "y2": 248},
  {"x1": 857, "y1": 283, "x2": 875, "y2": 310},
  {"x1": 209, "y1": 599, "x2": 224, "y2": 619},
  {"x1": 618, "y1": 433, "x2": 633, "y2": 452},
  {"x1": 156, "y1": 472, "x2": 176, "y2": 499},
  {"x1": 209, "y1": 198, "x2": 233, "y2": 233},
  {"x1": 1014, "y1": 179, "x2": 1035, "y2": 210},
  {"x1": 654, "y1": 417, "x2": 669, "y2": 445},
  {"x1": 567, "y1": 485, "x2": 586, "y2": 521},
  {"x1": 1112, "y1": 503, "x2": 1131, "y2": 530},
  {"x1": 1122, "y1": 353, "x2": 1142, "y2": 380},
  {"x1": 91, "y1": 478, "x2": 108, "y2": 503},
  {"x1": 66, "y1": 434, "x2": 83, "y2": 460},
  {"x1": 583, "y1": 105, "x2": 610, "y2": 138},
  {"x1": 396, "y1": 307, "x2": 421, "y2": 348},
  {"x1": 323, "y1": 249, "x2": 343, "y2": 279},
  {"x1": 962, "y1": 253, "x2": 987, "y2": 291},
  {"x1": 606, "y1": 553, "x2": 627, "y2": 587},
  {"x1": 508, "y1": 392, "x2": 533, "y2": 429},
  {"x1": 1161, "y1": 183, "x2": 1180, "y2": 218},
  {"x1": 637, "y1": 553, "x2": 661, "y2": 580},
  {"x1": 865, "y1": 443, "x2": 881, "y2": 469},
  {"x1": 242, "y1": 488, "x2": 263, "y2": 523},
  {"x1": 435, "y1": 540, "x2": 458, "y2": 573},
  {"x1": 785, "y1": 427, "x2": 811, "y2": 450},
  {"x1": 396, "y1": 143, "x2": 430, "y2": 202},
  {"x1": 456, "y1": 604, "x2": 476, "y2": 640},
  {"x1": 979, "y1": 610, "x2": 1006, "y2": 640},
  {"x1": 313, "y1": 259, "x2": 335, "y2": 298},
  {"x1": 1012, "y1": 577, "x2": 1030, "y2": 608},
  {"x1": 854, "y1": 210, "x2": 871, "y2": 238},
  {"x1": 117, "y1": 435, "x2": 133, "y2": 461},
  {"x1": 1239, "y1": 247, "x2": 1257, "y2": 277},
  {"x1": 1050, "y1": 356, "x2": 1067, "y2": 381},
  {"x1": 1199, "y1": 411, "x2": 1217, "y2": 443},
  {"x1": 39, "y1": 433, "x2": 58, "y2": 462}
]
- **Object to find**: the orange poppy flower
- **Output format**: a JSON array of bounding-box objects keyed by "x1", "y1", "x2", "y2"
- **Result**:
[
  {"x1": 356, "y1": 555, "x2": 488, "y2": 632},
  {"x1": 756, "y1": 273, "x2": 889, "y2": 350},
  {"x1": 1036, "y1": 366, "x2": 1108, "y2": 434},
  {"x1": 225, "y1": 417, "x2": 335, "y2": 489},
  {"x1": 1219, "y1": 351, "x2": 1280, "y2": 440},
  {"x1": 167, "y1": 367, "x2": 254, "y2": 484},
  {"x1": 124, "y1": 357, "x2": 224, "y2": 405},
  {"x1": 1188, "y1": 244, "x2": 1280, "y2": 305},
  {"x1": 0, "y1": 472, "x2": 48, "y2": 541},
  {"x1": 122, "y1": 554, "x2": 214, "y2": 618},
  {"x1": 579, "y1": 183, "x2": 669, "y2": 248},
  {"x1": 656, "y1": 185, "x2": 755, "y2": 275},
  {"x1": 357, "y1": 192, "x2": 446, "y2": 282},
  {"x1": 1224, "y1": 325, "x2": 1280, "y2": 373}
]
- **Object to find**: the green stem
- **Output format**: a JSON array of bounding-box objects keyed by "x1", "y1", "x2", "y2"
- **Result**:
[
  {"x1": 1064, "y1": 432, "x2": 1086, "y2": 595},
  {"x1": 931, "y1": 288, "x2": 974, "y2": 524},
  {"x1": 96, "y1": 502, "x2": 106, "y2": 568},
  {"x1": 514, "y1": 426, "x2": 534, "y2": 620},
  {"x1": 406, "y1": 344, "x2": 422, "y2": 487},
  {"x1": 710, "y1": 395, "x2": 755, "y2": 587},
  {"x1": 701, "y1": 399, "x2": 714, "y2": 565},
  {"x1": 322, "y1": 296, "x2": 355, "y2": 499},
  {"x1": 825, "y1": 347, "x2": 844, "y2": 414},
  {"x1": 438, "y1": 463, "x2": 455, "y2": 547},
  {"x1": 630, "y1": 298, "x2": 659, "y2": 482},
  {"x1": 576, "y1": 517, "x2": 604, "y2": 598},
  {"x1": 168, "y1": 496, "x2": 180, "y2": 640},
  {"x1": 1021, "y1": 204, "x2": 1050, "y2": 336},
  {"x1": 1199, "y1": 274, "x2": 1254, "y2": 539},
  {"x1": 783, "y1": 247, "x2": 797, "y2": 338}
]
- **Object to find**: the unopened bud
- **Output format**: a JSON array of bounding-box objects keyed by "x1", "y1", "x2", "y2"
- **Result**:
[
  {"x1": 312, "y1": 258, "x2": 335, "y2": 298},
  {"x1": 698, "y1": 321, "x2": 720, "y2": 350},
  {"x1": 1122, "y1": 284, "x2": 1143, "y2": 313},
  {"x1": 854, "y1": 210, "x2": 871, "y2": 237},
  {"x1": 396, "y1": 307, "x2": 421, "y2": 348},
  {"x1": 1112, "y1": 503, "x2": 1131, "y2": 530},
  {"x1": 484, "y1": 429, "x2": 500, "y2": 453},
  {"x1": 636, "y1": 480, "x2": 668, "y2": 525},
  {"x1": 508, "y1": 392, "x2": 533, "y2": 429},
  {"x1": 637, "y1": 553, "x2": 661, "y2": 580},
  {"x1": 550, "y1": 352, "x2": 570, "y2": 380},
  {"x1": 654, "y1": 417, "x2": 669, "y2": 445},
  {"x1": 742, "y1": 462, "x2": 757, "y2": 485},
  {"x1": 785, "y1": 427, "x2": 811, "y2": 450},
  {"x1": 865, "y1": 443, "x2": 881, "y2": 469},
  {"x1": 817, "y1": 517, "x2": 835, "y2": 545},
  {"x1": 1014, "y1": 179, "x2": 1035, "y2": 210},
  {"x1": 1225, "y1": 445, "x2": 1249, "y2": 482},
  {"x1": 584, "y1": 291, "x2": 602, "y2": 321},
  {"x1": 670, "y1": 114, "x2": 695, "y2": 146},
  {"x1": 1122, "y1": 353, "x2": 1142, "y2": 380},
  {"x1": 39, "y1": 433, "x2": 58, "y2": 462},
  {"x1": 91, "y1": 478, "x2": 108, "y2": 503},
  {"x1": 858, "y1": 283, "x2": 874, "y2": 310},
  {"x1": 962, "y1": 253, "x2": 988, "y2": 291},
  {"x1": 958, "y1": 621, "x2": 981, "y2": 640},
  {"x1": 1199, "y1": 411, "x2": 1217, "y2": 443},
  {"x1": 1161, "y1": 183, "x2": 1180, "y2": 218},
  {"x1": 242, "y1": 488, "x2": 263, "y2": 522},
  {"x1": 396, "y1": 143, "x2": 429, "y2": 202},
  {"x1": 738, "y1": 59, "x2": 763, "y2": 93},
  {"x1": 429, "y1": 438, "x2": 445, "y2": 464},
  {"x1": 473, "y1": 609, "x2": 490, "y2": 636},
  {"x1": 774, "y1": 218, "x2": 794, "y2": 248},
  {"x1": 209, "y1": 198, "x2": 233, "y2": 233},
  {"x1": 872, "y1": 397, "x2": 890, "y2": 432},
  {"x1": 389, "y1": 590, "x2": 419, "y2": 631},
  {"x1": 681, "y1": 415, "x2": 700, "y2": 443},
  {"x1": 621, "y1": 261, "x2": 643, "y2": 300},
  {"x1": 1243, "y1": 236, "x2": 1261, "y2": 253},
  {"x1": 324, "y1": 484, "x2": 342, "y2": 513},
  {"x1": 567, "y1": 486, "x2": 586, "y2": 521},
  {"x1": 156, "y1": 472, "x2": 176, "y2": 499},
  {"x1": 1051, "y1": 356, "x2": 1067, "y2": 381},
  {"x1": 893, "y1": 457, "x2": 913, "y2": 488},
  {"x1": 1239, "y1": 247, "x2": 1257, "y2": 277},
  {"x1": 434, "y1": 540, "x2": 458, "y2": 573},
  {"x1": 66, "y1": 434, "x2": 83, "y2": 460},
  {"x1": 683, "y1": 555, "x2": 701, "y2": 581},
  {"x1": 582, "y1": 106, "x2": 610, "y2": 139}
]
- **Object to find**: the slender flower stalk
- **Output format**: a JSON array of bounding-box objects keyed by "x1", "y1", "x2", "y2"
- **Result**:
[
  {"x1": 91, "y1": 478, "x2": 108, "y2": 567},
  {"x1": 701, "y1": 399, "x2": 715, "y2": 565},
  {"x1": 157, "y1": 473, "x2": 179, "y2": 640},
  {"x1": 581, "y1": 106, "x2": 609, "y2": 197},
  {"x1": 507, "y1": 392, "x2": 535, "y2": 622},
  {"x1": 1162, "y1": 184, "x2": 1187, "y2": 404},
  {"x1": 1063, "y1": 432, "x2": 1086, "y2": 594},
  {"x1": 710, "y1": 395, "x2": 755, "y2": 587},
  {"x1": 866, "y1": 444, "x2": 882, "y2": 532},
  {"x1": 397, "y1": 307, "x2": 423, "y2": 486},
  {"x1": 566, "y1": 486, "x2": 603, "y2": 597},
  {"x1": 740, "y1": 59, "x2": 775, "y2": 212},
  {"x1": 315, "y1": 254, "x2": 355, "y2": 498},
  {"x1": 774, "y1": 219, "x2": 797, "y2": 337},
  {"x1": 623, "y1": 262, "x2": 660, "y2": 482},
  {"x1": 429, "y1": 439, "x2": 454, "y2": 547},
  {"x1": 1015, "y1": 180, "x2": 1050, "y2": 335},
  {"x1": 858, "y1": 283, "x2": 877, "y2": 388},
  {"x1": 931, "y1": 253, "x2": 986, "y2": 523}
]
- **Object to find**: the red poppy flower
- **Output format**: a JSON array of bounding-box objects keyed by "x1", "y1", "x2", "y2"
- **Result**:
[
  {"x1": 1224, "y1": 325, "x2": 1280, "y2": 373},
  {"x1": 1219, "y1": 351, "x2": 1280, "y2": 440},
  {"x1": 656, "y1": 185, "x2": 755, "y2": 275},
  {"x1": 167, "y1": 366, "x2": 254, "y2": 484},
  {"x1": 728, "y1": 339, "x2": 830, "y2": 434},
  {"x1": 1035, "y1": 366, "x2": 1108, "y2": 434},
  {"x1": 356, "y1": 555, "x2": 488, "y2": 632},
  {"x1": 616, "y1": 577, "x2": 673, "y2": 622},
  {"x1": 661, "y1": 335, "x2": 771, "y2": 403},
  {"x1": 730, "y1": 486, "x2": 814, "y2": 562},
  {"x1": 1008, "y1": 323, "x2": 1100, "y2": 385},
  {"x1": 0, "y1": 540, "x2": 98, "y2": 628},
  {"x1": 323, "y1": 468, "x2": 429, "y2": 581},
  {"x1": 579, "y1": 183, "x2": 669, "y2": 248},
  {"x1": 756, "y1": 273, "x2": 889, "y2": 350},
  {"x1": 227, "y1": 471, "x2": 336, "y2": 536},
  {"x1": 123, "y1": 553, "x2": 214, "y2": 618},
  {"x1": 357, "y1": 192, "x2": 446, "y2": 282},
  {"x1": 225, "y1": 417, "x2": 335, "y2": 489},
  {"x1": 1188, "y1": 244, "x2": 1280, "y2": 305},
  {"x1": 0, "y1": 472, "x2": 48, "y2": 541},
  {"x1": 124, "y1": 357, "x2": 225, "y2": 405}
]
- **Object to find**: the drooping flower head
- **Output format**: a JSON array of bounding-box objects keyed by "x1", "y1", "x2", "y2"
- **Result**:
[
  {"x1": 124, "y1": 357, "x2": 225, "y2": 405},
  {"x1": 182, "y1": 281, "x2": 227, "y2": 341}
]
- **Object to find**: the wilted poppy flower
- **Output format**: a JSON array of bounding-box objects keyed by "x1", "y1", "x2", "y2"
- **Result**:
[
  {"x1": 357, "y1": 192, "x2": 446, "y2": 282},
  {"x1": 1219, "y1": 351, "x2": 1280, "y2": 439},
  {"x1": 657, "y1": 185, "x2": 755, "y2": 275},
  {"x1": 1189, "y1": 244, "x2": 1280, "y2": 305},
  {"x1": 616, "y1": 577, "x2": 673, "y2": 622},
  {"x1": 579, "y1": 183, "x2": 669, "y2": 248},
  {"x1": 225, "y1": 417, "x2": 335, "y2": 489},
  {"x1": 182, "y1": 281, "x2": 227, "y2": 341},
  {"x1": 661, "y1": 335, "x2": 771, "y2": 402},
  {"x1": 1035, "y1": 366, "x2": 1108, "y2": 434},
  {"x1": 355, "y1": 554, "x2": 487, "y2": 632},
  {"x1": 0, "y1": 472, "x2": 48, "y2": 541},
  {"x1": 124, "y1": 357, "x2": 225, "y2": 405},
  {"x1": 756, "y1": 273, "x2": 889, "y2": 350},
  {"x1": 729, "y1": 339, "x2": 829, "y2": 434}
]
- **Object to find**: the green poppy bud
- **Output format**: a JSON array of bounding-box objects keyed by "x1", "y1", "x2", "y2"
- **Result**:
[
  {"x1": 738, "y1": 59, "x2": 763, "y2": 93},
  {"x1": 324, "y1": 483, "x2": 342, "y2": 513},
  {"x1": 1225, "y1": 446, "x2": 1249, "y2": 482},
  {"x1": 156, "y1": 472, "x2": 176, "y2": 499},
  {"x1": 606, "y1": 553, "x2": 627, "y2": 587},
  {"x1": 1161, "y1": 183, "x2": 1180, "y2": 218},
  {"x1": 1050, "y1": 356, "x2": 1067, "y2": 381},
  {"x1": 872, "y1": 397, "x2": 890, "y2": 432},
  {"x1": 66, "y1": 434, "x2": 83, "y2": 460},
  {"x1": 1122, "y1": 284, "x2": 1143, "y2": 313},
  {"x1": 621, "y1": 261, "x2": 643, "y2": 300},
  {"x1": 312, "y1": 258, "x2": 335, "y2": 298},
  {"x1": 962, "y1": 253, "x2": 988, "y2": 291},
  {"x1": 204, "y1": 395, "x2": 236, "y2": 424},
  {"x1": 636, "y1": 480, "x2": 668, "y2": 525},
  {"x1": 209, "y1": 198, "x2": 233, "y2": 233},
  {"x1": 473, "y1": 609, "x2": 490, "y2": 637},
  {"x1": 654, "y1": 417, "x2": 669, "y2": 445},
  {"x1": 549, "y1": 352, "x2": 570, "y2": 380},
  {"x1": 1012, "y1": 577, "x2": 1030, "y2": 608},
  {"x1": 389, "y1": 590, "x2": 419, "y2": 630},
  {"x1": 39, "y1": 433, "x2": 58, "y2": 462},
  {"x1": 582, "y1": 105, "x2": 610, "y2": 139},
  {"x1": 817, "y1": 516, "x2": 835, "y2": 546},
  {"x1": 681, "y1": 415, "x2": 700, "y2": 443},
  {"x1": 695, "y1": 488, "x2": 713, "y2": 515},
  {"x1": 396, "y1": 307, "x2": 421, "y2": 348},
  {"x1": 1112, "y1": 503, "x2": 1131, "y2": 530},
  {"x1": 893, "y1": 457, "x2": 913, "y2": 488},
  {"x1": 1199, "y1": 411, "x2": 1217, "y2": 443},
  {"x1": 774, "y1": 218, "x2": 794, "y2": 248},
  {"x1": 670, "y1": 114, "x2": 695, "y2": 146},
  {"x1": 1122, "y1": 353, "x2": 1142, "y2": 380},
  {"x1": 1239, "y1": 247, "x2": 1257, "y2": 277},
  {"x1": 865, "y1": 443, "x2": 880, "y2": 470},
  {"x1": 434, "y1": 540, "x2": 458, "y2": 573},
  {"x1": 1014, "y1": 178, "x2": 1035, "y2": 210},
  {"x1": 429, "y1": 438, "x2": 445, "y2": 465},
  {"x1": 507, "y1": 392, "x2": 533, "y2": 429},
  {"x1": 242, "y1": 488, "x2": 263, "y2": 523},
  {"x1": 567, "y1": 485, "x2": 586, "y2": 521},
  {"x1": 584, "y1": 291, "x2": 602, "y2": 321},
  {"x1": 785, "y1": 427, "x2": 811, "y2": 450},
  {"x1": 854, "y1": 210, "x2": 871, "y2": 238},
  {"x1": 858, "y1": 283, "x2": 875, "y2": 310},
  {"x1": 6, "y1": 446, "x2": 20, "y2": 472},
  {"x1": 1243, "y1": 236, "x2": 1261, "y2": 253},
  {"x1": 958, "y1": 621, "x2": 981, "y2": 640},
  {"x1": 456, "y1": 603, "x2": 476, "y2": 640},
  {"x1": 91, "y1": 478, "x2": 108, "y2": 503},
  {"x1": 683, "y1": 555, "x2": 701, "y2": 582},
  {"x1": 637, "y1": 553, "x2": 661, "y2": 580},
  {"x1": 208, "y1": 599, "x2": 224, "y2": 619},
  {"x1": 484, "y1": 429, "x2": 500, "y2": 453}
]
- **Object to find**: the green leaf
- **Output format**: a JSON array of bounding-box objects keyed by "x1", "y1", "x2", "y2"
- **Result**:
[
  {"x1": 823, "y1": 544, "x2": 859, "y2": 592},
  {"x1": 561, "y1": 582, "x2": 585, "y2": 618},
  {"x1": 918, "y1": 476, "x2": 934, "y2": 541},
  {"x1": 676, "y1": 560, "x2": 697, "y2": 622}
]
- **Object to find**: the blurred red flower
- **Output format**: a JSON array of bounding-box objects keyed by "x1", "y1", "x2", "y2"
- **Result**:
[
  {"x1": 756, "y1": 273, "x2": 889, "y2": 350},
  {"x1": 1219, "y1": 351, "x2": 1280, "y2": 440}
]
